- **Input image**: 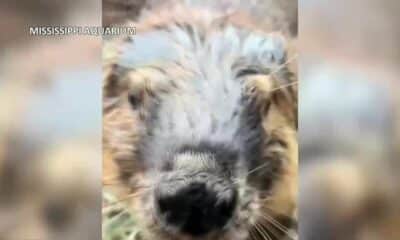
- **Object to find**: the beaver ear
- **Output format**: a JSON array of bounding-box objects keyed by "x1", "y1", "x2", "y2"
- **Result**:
[
  {"x1": 235, "y1": 32, "x2": 297, "y2": 128},
  {"x1": 102, "y1": 63, "x2": 131, "y2": 113},
  {"x1": 103, "y1": 63, "x2": 148, "y2": 113},
  {"x1": 234, "y1": 33, "x2": 287, "y2": 78},
  {"x1": 103, "y1": 64, "x2": 128, "y2": 98}
]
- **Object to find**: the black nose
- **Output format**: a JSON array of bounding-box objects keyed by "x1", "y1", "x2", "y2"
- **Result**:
[{"x1": 156, "y1": 182, "x2": 237, "y2": 236}]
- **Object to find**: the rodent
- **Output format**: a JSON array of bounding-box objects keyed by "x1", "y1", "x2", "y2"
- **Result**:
[{"x1": 103, "y1": 5, "x2": 297, "y2": 240}]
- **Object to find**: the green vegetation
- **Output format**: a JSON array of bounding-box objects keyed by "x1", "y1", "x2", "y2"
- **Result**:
[{"x1": 103, "y1": 191, "x2": 140, "y2": 240}]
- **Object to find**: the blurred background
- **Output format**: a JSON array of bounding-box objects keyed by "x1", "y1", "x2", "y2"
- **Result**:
[
  {"x1": 300, "y1": 0, "x2": 400, "y2": 239},
  {"x1": 0, "y1": 0, "x2": 102, "y2": 239}
]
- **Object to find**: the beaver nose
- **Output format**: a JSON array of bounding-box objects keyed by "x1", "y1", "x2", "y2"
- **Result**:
[{"x1": 156, "y1": 182, "x2": 237, "y2": 236}]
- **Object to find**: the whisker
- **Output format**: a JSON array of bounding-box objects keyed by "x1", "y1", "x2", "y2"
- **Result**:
[
  {"x1": 257, "y1": 213, "x2": 296, "y2": 240},
  {"x1": 261, "y1": 213, "x2": 290, "y2": 233},
  {"x1": 255, "y1": 222, "x2": 272, "y2": 240},
  {"x1": 233, "y1": 162, "x2": 270, "y2": 184},
  {"x1": 267, "y1": 53, "x2": 298, "y2": 97},
  {"x1": 258, "y1": 220, "x2": 280, "y2": 240},
  {"x1": 261, "y1": 205, "x2": 294, "y2": 221},
  {"x1": 253, "y1": 223, "x2": 265, "y2": 240},
  {"x1": 269, "y1": 81, "x2": 298, "y2": 94},
  {"x1": 249, "y1": 227, "x2": 257, "y2": 240},
  {"x1": 270, "y1": 53, "x2": 298, "y2": 77},
  {"x1": 247, "y1": 162, "x2": 270, "y2": 176},
  {"x1": 250, "y1": 227, "x2": 261, "y2": 240},
  {"x1": 256, "y1": 223, "x2": 272, "y2": 240},
  {"x1": 261, "y1": 222, "x2": 277, "y2": 240}
]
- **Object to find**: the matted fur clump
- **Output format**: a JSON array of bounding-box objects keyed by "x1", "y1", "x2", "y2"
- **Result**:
[{"x1": 103, "y1": 5, "x2": 297, "y2": 240}]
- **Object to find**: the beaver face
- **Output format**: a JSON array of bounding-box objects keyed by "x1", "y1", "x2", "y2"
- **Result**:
[{"x1": 103, "y1": 8, "x2": 297, "y2": 240}]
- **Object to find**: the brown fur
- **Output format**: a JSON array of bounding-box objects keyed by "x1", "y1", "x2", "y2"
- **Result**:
[{"x1": 103, "y1": 6, "x2": 297, "y2": 240}]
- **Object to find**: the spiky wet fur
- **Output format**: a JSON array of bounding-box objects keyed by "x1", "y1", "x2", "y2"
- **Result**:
[{"x1": 103, "y1": 6, "x2": 297, "y2": 240}]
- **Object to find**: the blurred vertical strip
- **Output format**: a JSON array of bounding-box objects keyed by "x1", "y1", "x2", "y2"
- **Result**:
[
  {"x1": 0, "y1": 0, "x2": 102, "y2": 240},
  {"x1": 300, "y1": 0, "x2": 400, "y2": 239}
]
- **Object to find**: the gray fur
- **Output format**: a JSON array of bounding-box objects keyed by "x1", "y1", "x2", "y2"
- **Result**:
[{"x1": 116, "y1": 23, "x2": 287, "y2": 171}]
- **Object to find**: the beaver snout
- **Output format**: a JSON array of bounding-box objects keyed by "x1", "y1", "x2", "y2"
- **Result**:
[{"x1": 155, "y1": 173, "x2": 237, "y2": 236}]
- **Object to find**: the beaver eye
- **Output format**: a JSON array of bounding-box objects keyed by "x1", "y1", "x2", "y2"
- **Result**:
[
  {"x1": 236, "y1": 68, "x2": 259, "y2": 78},
  {"x1": 128, "y1": 90, "x2": 144, "y2": 109},
  {"x1": 128, "y1": 94, "x2": 139, "y2": 109}
]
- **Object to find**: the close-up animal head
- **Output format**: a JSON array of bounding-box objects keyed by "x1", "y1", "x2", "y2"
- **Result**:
[{"x1": 103, "y1": 7, "x2": 297, "y2": 240}]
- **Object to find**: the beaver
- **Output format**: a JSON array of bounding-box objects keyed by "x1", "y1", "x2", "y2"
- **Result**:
[{"x1": 103, "y1": 5, "x2": 297, "y2": 240}]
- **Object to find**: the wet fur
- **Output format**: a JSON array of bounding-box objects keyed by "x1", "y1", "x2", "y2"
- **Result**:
[{"x1": 103, "y1": 6, "x2": 297, "y2": 240}]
